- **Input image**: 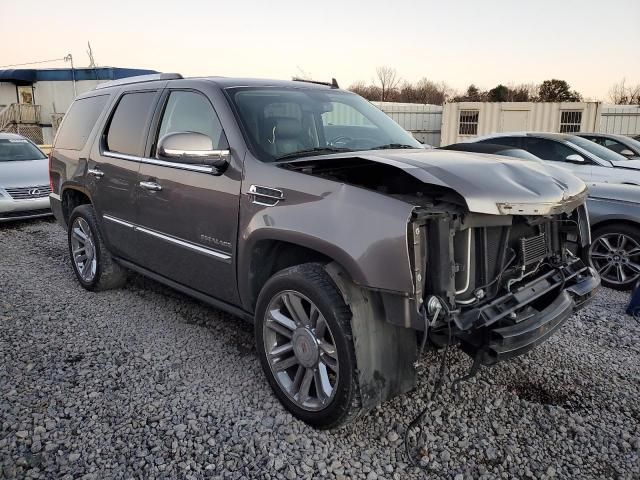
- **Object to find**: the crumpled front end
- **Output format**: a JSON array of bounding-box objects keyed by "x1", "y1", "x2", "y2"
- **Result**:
[{"x1": 403, "y1": 196, "x2": 599, "y2": 365}]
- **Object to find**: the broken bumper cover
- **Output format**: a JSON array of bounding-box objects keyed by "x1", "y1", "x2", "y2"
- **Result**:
[{"x1": 457, "y1": 259, "x2": 599, "y2": 365}]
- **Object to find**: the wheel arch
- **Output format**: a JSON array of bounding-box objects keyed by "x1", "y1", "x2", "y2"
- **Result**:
[
  {"x1": 61, "y1": 185, "x2": 93, "y2": 226},
  {"x1": 240, "y1": 233, "x2": 368, "y2": 313}
]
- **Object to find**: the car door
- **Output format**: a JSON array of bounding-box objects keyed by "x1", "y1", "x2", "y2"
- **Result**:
[
  {"x1": 89, "y1": 88, "x2": 161, "y2": 260},
  {"x1": 134, "y1": 87, "x2": 241, "y2": 304},
  {"x1": 520, "y1": 137, "x2": 593, "y2": 181}
]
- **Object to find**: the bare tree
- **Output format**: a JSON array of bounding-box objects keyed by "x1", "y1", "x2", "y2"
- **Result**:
[
  {"x1": 609, "y1": 79, "x2": 640, "y2": 105},
  {"x1": 375, "y1": 66, "x2": 400, "y2": 101}
]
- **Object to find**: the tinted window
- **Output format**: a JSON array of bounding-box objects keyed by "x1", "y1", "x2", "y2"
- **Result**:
[
  {"x1": 157, "y1": 91, "x2": 227, "y2": 151},
  {"x1": 521, "y1": 138, "x2": 577, "y2": 162},
  {"x1": 479, "y1": 137, "x2": 521, "y2": 148},
  {"x1": 55, "y1": 95, "x2": 109, "y2": 150},
  {"x1": 0, "y1": 138, "x2": 46, "y2": 162},
  {"x1": 106, "y1": 91, "x2": 157, "y2": 157},
  {"x1": 565, "y1": 136, "x2": 627, "y2": 163}
]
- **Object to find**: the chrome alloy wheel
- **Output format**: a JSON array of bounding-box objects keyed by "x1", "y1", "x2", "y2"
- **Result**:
[
  {"x1": 263, "y1": 290, "x2": 339, "y2": 411},
  {"x1": 589, "y1": 233, "x2": 640, "y2": 286},
  {"x1": 70, "y1": 217, "x2": 97, "y2": 282}
]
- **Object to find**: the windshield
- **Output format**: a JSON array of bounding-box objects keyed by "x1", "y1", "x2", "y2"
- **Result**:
[
  {"x1": 565, "y1": 136, "x2": 627, "y2": 163},
  {"x1": 225, "y1": 87, "x2": 421, "y2": 162},
  {"x1": 0, "y1": 138, "x2": 46, "y2": 162}
]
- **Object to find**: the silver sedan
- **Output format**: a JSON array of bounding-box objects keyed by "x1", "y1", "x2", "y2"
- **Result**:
[{"x1": 0, "y1": 133, "x2": 52, "y2": 222}]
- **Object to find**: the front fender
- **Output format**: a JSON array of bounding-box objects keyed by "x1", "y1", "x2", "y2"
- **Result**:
[{"x1": 237, "y1": 161, "x2": 417, "y2": 308}]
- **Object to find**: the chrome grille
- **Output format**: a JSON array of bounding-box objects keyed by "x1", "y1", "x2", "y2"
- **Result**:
[{"x1": 4, "y1": 185, "x2": 51, "y2": 200}]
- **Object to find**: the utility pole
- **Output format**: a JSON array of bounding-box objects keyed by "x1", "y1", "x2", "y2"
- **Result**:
[
  {"x1": 64, "y1": 53, "x2": 76, "y2": 98},
  {"x1": 87, "y1": 42, "x2": 96, "y2": 68}
]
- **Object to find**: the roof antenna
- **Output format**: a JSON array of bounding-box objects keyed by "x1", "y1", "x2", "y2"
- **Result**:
[{"x1": 331, "y1": 78, "x2": 339, "y2": 89}]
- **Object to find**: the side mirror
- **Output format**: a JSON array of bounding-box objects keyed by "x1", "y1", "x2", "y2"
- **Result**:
[
  {"x1": 157, "y1": 132, "x2": 229, "y2": 169},
  {"x1": 565, "y1": 154, "x2": 585, "y2": 164},
  {"x1": 620, "y1": 149, "x2": 635, "y2": 158}
]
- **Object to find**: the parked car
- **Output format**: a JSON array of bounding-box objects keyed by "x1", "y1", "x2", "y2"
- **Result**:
[
  {"x1": 576, "y1": 133, "x2": 640, "y2": 159},
  {"x1": 0, "y1": 133, "x2": 52, "y2": 222},
  {"x1": 471, "y1": 132, "x2": 640, "y2": 186},
  {"x1": 49, "y1": 74, "x2": 598, "y2": 428},
  {"x1": 587, "y1": 183, "x2": 640, "y2": 290},
  {"x1": 442, "y1": 143, "x2": 640, "y2": 291}
]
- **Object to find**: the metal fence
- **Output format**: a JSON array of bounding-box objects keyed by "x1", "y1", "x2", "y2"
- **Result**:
[
  {"x1": 373, "y1": 102, "x2": 443, "y2": 146},
  {"x1": 600, "y1": 105, "x2": 640, "y2": 136}
]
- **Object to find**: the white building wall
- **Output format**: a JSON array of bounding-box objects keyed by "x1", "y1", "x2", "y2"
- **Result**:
[
  {"x1": 440, "y1": 102, "x2": 602, "y2": 146},
  {"x1": 0, "y1": 82, "x2": 17, "y2": 109},
  {"x1": 33, "y1": 79, "x2": 105, "y2": 126},
  {"x1": 600, "y1": 104, "x2": 640, "y2": 136}
]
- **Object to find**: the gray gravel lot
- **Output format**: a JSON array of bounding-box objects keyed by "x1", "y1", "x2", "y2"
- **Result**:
[{"x1": 1, "y1": 218, "x2": 639, "y2": 479}]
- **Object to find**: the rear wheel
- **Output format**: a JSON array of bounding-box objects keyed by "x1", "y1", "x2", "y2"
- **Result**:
[
  {"x1": 588, "y1": 224, "x2": 640, "y2": 290},
  {"x1": 255, "y1": 263, "x2": 362, "y2": 429},
  {"x1": 68, "y1": 204, "x2": 127, "y2": 291}
]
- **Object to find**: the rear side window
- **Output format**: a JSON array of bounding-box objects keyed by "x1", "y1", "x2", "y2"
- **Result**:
[
  {"x1": 105, "y1": 91, "x2": 157, "y2": 157},
  {"x1": 55, "y1": 95, "x2": 109, "y2": 150}
]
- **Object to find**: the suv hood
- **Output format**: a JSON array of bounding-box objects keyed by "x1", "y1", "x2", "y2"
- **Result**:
[{"x1": 290, "y1": 149, "x2": 587, "y2": 216}]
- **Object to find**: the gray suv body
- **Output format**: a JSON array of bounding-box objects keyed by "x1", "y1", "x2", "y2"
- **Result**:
[{"x1": 50, "y1": 74, "x2": 599, "y2": 428}]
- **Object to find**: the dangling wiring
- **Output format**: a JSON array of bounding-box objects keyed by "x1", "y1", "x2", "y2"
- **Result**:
[{"x1": 403, "y1": 297, "x2": 453, "y2": 470}]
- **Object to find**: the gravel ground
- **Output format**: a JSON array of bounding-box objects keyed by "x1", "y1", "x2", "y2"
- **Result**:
[{"x1": 1, "y1": 218, "x2": 639, "y2": 480}]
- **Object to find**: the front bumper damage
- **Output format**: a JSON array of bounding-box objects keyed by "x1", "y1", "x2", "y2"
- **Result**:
[{"x1": 455, "y1": 258, "x2": 599, "y2": 364}]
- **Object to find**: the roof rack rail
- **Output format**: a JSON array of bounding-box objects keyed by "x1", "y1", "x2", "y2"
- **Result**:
[
  {"x1": 95, "y1": 72, "x2": 183, "y2": 90},
  {"x1": 292, "y1": 77, "x2": 339, "y2": 89}
]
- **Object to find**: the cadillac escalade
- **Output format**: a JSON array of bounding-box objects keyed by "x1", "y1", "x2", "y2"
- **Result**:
[{"x1": 49, "y1": 73, "x2": 599, "y2": 428}]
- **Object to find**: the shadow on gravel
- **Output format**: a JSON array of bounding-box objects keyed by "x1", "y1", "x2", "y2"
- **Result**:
[
  {"x1": 126, "y1": 272, "x2": 256, "y2": 355},
  {"x1": 0, "y1": 216, "x2": 56, "y2": 232},
  {"x1": 507, "y1": 379, "x2": 588, "y2": 411}
]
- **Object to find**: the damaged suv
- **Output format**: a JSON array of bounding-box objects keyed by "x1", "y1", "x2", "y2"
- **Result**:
[{"x1": 49, "y1": 74, "x2": 599, "y2": 428}]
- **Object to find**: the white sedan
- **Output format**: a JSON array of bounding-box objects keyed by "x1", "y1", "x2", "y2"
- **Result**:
[
  {"x1": 0, "y1": 133, "x2": 52, "y2": 222},
  {"x1": 471, "y1": 132, "x2": 640, "y2": 186}
]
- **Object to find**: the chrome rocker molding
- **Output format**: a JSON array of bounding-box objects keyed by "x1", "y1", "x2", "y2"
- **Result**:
[{"x1": 102, "y1": 214, "x2": 231, "y2": 262}]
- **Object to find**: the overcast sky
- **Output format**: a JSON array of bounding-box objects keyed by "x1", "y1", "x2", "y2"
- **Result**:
[{"x1": 2, "y1": 0, "x2": 639, "y2": 100}]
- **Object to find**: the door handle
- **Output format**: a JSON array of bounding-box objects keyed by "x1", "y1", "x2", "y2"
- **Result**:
[
  {"x1": 139, "y1": 181, "x2": 162, "y2": 191},
  {"x1": 87, "y1": 168, "x2": 104, "y2": 178}
]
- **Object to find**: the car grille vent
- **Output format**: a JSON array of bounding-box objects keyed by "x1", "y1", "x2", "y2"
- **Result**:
[
  {"x1": 5, "y1": 185, "x2": 51, "y2": 199},
  {"x1": 520, "y1": 233, "x2": 547, "y2": 266},
  {"x1": 0, "y1": 208, "x2": 51, "y2": 219}
]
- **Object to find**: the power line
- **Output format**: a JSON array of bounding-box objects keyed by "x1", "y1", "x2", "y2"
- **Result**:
[{"x1": 0, "y1": 57, "x2": 68, "y2": 69}]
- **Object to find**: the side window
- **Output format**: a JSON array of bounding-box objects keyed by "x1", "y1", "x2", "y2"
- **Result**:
[
  {"x1": 55, "y1": 95, "x2": 109, "y2": 150},
  {"x1": 105, "y1": 91, "x2": 157, "y2": 157},
  {"x1": 156, "y1": 91, "x2": 227, "y2": 152},
  {"x1": 522, "y1": 138, "x2": 577, "y2": 162},
  {"x1": 602, "y1": 138, "x2": 627, "y2": 154}
]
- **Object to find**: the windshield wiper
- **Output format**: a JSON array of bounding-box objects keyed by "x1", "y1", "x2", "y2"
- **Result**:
[
  {"x1": 274, "y1": 147, "x2": 352, "y2": 161},
  {"x1": 370, "y1": 143, "x2": 418, "y2": 150}
]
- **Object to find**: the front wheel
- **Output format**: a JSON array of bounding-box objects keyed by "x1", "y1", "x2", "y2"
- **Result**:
[
  {"x1": 255, "y1": 263, "x2": 362, "y2": 429},
  {"x1": 588, "y1": 224, "x2": 640, "y2": 290}
]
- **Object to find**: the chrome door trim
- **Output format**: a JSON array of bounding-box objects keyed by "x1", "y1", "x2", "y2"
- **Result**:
[
  {"x1": 102, "y1": 214, "x2": 231, "y2": 262},
  {"x1": 103, "y1": 214, "x2": 134, "y2": 228},
  {"x1": 102, "y1": 150, "x2": 215, "y2": 174}
]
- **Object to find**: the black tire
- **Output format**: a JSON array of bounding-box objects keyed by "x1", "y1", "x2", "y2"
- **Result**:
[
  {"x1": 67, "y1": 204, "x2": 127, "y2": 291},
  {"x1": 255, "y1": 263, "x2": 362, "y2": 429},
  {"x1": 589, "y1": 223, "x2": 640, "y2": 291}
]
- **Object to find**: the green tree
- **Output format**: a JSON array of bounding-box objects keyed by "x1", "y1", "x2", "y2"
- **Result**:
[
  {"x1": 536, "y1": 79, "x2": 582, "y2": 102},
  {"x1": 488, "y1": 84, "x2": 509, "y2": 102}
]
